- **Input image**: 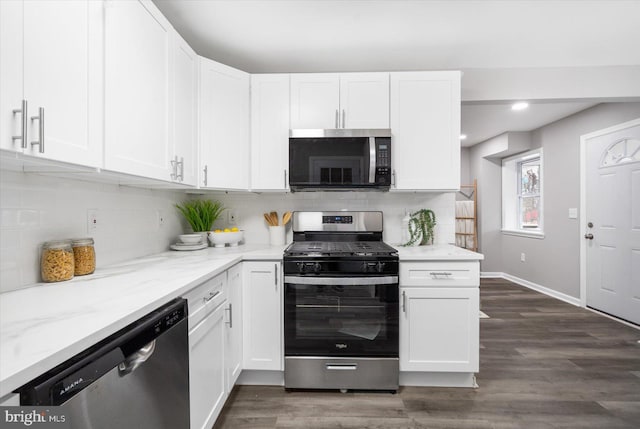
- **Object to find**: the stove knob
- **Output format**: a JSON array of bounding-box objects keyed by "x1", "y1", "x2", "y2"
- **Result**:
[
  {"x1": 377, "y1": 262, "x2": 386, "y2": 273},
  {"x1": 313, "y1": 262, "x2": 322, "y2": 273},
  {"x1": 297, "y1": 262, "x2": 305, "y2": 273}
]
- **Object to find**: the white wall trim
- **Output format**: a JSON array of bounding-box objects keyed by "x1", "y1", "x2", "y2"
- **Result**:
[
  {"x1": 579, "y1": 117, "x2": 640, "y2": 308},
  {"x1": 480, "y1": 272, "x2": 503, "y2": 278},
  {"x1": 481, "y1": 271, "x2": 581, "y2": 307}
]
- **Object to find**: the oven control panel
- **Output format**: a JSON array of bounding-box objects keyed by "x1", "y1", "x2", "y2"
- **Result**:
[{"x1": 322, "y1": 215, "x2": 353, "y2": 224}]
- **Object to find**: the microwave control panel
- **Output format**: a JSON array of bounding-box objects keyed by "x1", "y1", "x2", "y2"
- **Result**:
[{"x1": 375, "y1": 138, "x2": 392, "y2": 185}]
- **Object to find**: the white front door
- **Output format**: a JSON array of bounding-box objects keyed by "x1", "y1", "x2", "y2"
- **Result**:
[{"x1": 583, "y1": 118, "x2": 640, "y2": 325}]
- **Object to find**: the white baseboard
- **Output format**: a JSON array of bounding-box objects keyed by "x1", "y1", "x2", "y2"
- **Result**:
[
  {"x1": 481, "y1": 271, "x2": 581, "y2": 307},
  {"x1": 480, "y1": 272, "x2": 503, "y2": 278}
]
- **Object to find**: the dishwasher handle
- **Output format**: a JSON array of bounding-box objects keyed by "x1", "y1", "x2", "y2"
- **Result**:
[{"x1": 118, "y1": 340, "x2": 156, "y2": 376}]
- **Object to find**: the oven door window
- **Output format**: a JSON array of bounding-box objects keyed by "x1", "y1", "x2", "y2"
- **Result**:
[
  {"x1": 284, "y1": 282, "x2": 398, "y2": 357},
  {"x1": 289, "y1": 138, "x2": 370, "y2": 186}
]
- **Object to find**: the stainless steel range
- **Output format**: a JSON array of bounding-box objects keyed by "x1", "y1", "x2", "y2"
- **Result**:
[{"x1": 283, "y1": 211, "x2": 399, "y2": 392}]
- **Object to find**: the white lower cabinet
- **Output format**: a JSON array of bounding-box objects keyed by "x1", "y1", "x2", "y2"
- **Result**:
[
  {"x1": 399, "y1": 261, "x2": 480, "y2": 374},
  {"x1": 225, "y1": 263, "x2": 243, "y2": 392},
  {"x1": 242, "y1": 261, "x2": 283, "y2": 371},
  {"x1": 189, "y1": 301, "x2": 226, "y2": 429}
]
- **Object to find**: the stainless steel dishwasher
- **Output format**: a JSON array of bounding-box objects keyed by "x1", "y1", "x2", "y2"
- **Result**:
[{"x1": 18, "y1": 298, "x2": 190, "y2": 429}]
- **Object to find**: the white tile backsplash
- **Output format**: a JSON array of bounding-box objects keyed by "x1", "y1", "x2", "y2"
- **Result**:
[
  {"x1": 1, "y1": 167, "x2": 457, "y2": 292},
  {"x1": 208, "y1": 191, "x2": 456, "y2": 246},
  {"x1": 0, "y1": 170, "x2": 187, "y2": 293}
]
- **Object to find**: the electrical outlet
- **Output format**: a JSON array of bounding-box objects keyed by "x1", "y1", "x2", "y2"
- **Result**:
[
  {"x1": 228, "y1": 210, "x2": 238, "y2": 225},
  {"x1": 87, "y1": 209, "x2": 99, "y2": 233},
  {"x1": 157, "y1": 210, "x2": 165, "y2": 229},
  {"x1": 520, "y1": 253, "x2": 526, "y2": 262}
]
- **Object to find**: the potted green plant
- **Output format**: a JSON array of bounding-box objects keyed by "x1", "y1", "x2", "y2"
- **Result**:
[
  {"x1": 175, "y1": 199, "x2": 225, "y2": 234},
  {"x1": 402, "y1": 209, "x2": 436, "y2": 246}
]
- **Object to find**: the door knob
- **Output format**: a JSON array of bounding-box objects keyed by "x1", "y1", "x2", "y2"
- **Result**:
[{"x1": 584, "y1": 233, "x2": 594, "y2": 240}]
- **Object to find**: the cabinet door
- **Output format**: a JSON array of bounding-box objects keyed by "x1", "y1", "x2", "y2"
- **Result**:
[
  {"x1": 19, "y1": 0, "x2": 102, "y2": 166},
  {"x1": 290, "y1": 74, "x2": 339, "y2": 129},
  {"x1": 390, "y1": 71, "x2": 461, "y2": 190},
  {"x1": 199, "y1": 57, "x2": 250, "y2": 190},
  {"x1": 400, "y1": 287, "x2": 478, "y2": 372},
  {"x1": 171, "y1": 31, "x2": 198, "y2": 186},
  {"x1": 189, "y1": 303, "x2": 226, "y2": 429},
  {"x1": 339, "y1": 73, "x2": 389, "y2": 129},
  {"x1": 225, "y1": 263, "x2": 243, "y2": 392},
  {"x1": 250, "y1": 74, "x2": 290, "y2": 191},
  {"x1": 0, "y1": 0, "x2": 24, "y2": 153},
  {"x1": 104, "y1": 0, "x2": 172, "y2": 180},
  {"x1": 242, "y1": 261, "x2": 282, "y2": 371}
]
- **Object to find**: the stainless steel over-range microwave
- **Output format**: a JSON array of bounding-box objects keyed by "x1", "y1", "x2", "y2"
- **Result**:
[{"x1": 288, "y1": 129, "x2": 392, "y2": 191}]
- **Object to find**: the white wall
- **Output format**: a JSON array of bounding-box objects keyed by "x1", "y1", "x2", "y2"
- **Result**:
[
  {"x1": 469, "y1": 102, "x2": 640, "y2": 298},
  {"x1": 207, "y1": 191, "x2": 455, "y2": 247},
  {"x1": 0, "y1": 170, "x2": 186, "y2": 292}
]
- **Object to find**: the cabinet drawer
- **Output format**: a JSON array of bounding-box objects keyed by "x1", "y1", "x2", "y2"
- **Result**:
[
  {"x1": 400, "y1": 261, "x2": 479, "y2": 287},
  {"x1": 184, "y1": 271, "x2": 227, "y2": 329}
]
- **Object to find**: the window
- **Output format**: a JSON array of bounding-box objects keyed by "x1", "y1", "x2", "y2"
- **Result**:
[{"x1": 502, "y1": 149, "x2": 544, "y2": 238}]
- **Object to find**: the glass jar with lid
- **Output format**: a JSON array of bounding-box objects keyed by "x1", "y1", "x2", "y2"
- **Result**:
[
  {"x1": 41, "y1": 240, "x2": 75, "y2": 282},
  {"x1": 72, "y1": 237, "x2": 96, "y2": 276}
]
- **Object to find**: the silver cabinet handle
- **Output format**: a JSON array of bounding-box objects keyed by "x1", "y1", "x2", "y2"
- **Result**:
[
  {"x1": 430, "y1": 272, "x2": 453, "y2": 278},
  {"x1": 284, "y1": 169, "x2": 287, "y2": 188},
  {"x1": 335, "y1": 109, "x2": 339, "y2": 128},
  {"x1": 274, "y1": 263, "x2": 278, "y2": 289},
  {"x1": 341, "y1": 109, "x2": 346, "y2": 128},
  {"x1": 392, "y1": 170, "x2": 397, "y2": 187},
  {"x1": 178, "y1": 156, "x2": 184, "y2": 182},
  {"x1": 402, "y1": 290, "x2": 406, "y2": 313},
  {"x1": 12, "y1": 99, "x2": 28, "y2": 148},
  {"x1": 203, "y1": 165, "x2": 208, "y2": 186},
  {"x1": 170, "y1": 156, "x2": 178, "y2": 180},
  {"x1": 225, "y1": 303, "x2": 233, "y2": 328},
  {"x1": 30, "y1": 107, "x2": 44, "y2": 153},
  {"x1": 203, "y1": 290, "x2": 220, "y2": 303}
]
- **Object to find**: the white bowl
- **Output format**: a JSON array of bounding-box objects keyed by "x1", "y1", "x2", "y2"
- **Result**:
[
  {"x1": 178, "y1": 234, "x2": 203, "y2": 244},
  {"x1": 208, "y1": 230, "x2": 244, "y2": 248}
]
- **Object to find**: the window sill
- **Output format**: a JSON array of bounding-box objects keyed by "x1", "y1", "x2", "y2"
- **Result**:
[{"x1": 501, "y1": 229, "x2": 545, "y2": 239}]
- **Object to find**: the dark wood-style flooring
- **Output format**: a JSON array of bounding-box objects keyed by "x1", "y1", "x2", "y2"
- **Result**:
[{"x1": 213, "y1": 278, "x2": 640, "y2": 428}]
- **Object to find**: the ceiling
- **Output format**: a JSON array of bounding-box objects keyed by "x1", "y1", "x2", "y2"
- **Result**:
[
  {"x1": 153, "y1": 0, "x2": 640, "y2": 146},
  {"x1": 461, "y1": 101, "x2": 598, "y2": 147}
]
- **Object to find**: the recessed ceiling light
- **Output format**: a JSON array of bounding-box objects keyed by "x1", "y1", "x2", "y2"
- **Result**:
[
  {"x1": 460, "y1": 134, "x2": 467, "y2": 140},
  {"x1": 512, "y1": 102, "x2": 529, "y2": 111}
]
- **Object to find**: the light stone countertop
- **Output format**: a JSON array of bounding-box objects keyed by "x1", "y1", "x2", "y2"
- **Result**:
[{"x1": 0, "y1": 242, "x2": 481, "y2": 398}]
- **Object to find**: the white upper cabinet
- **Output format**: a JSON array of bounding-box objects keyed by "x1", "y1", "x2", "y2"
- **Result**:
[
  {"x1": 104, "y1": 0, "x2": 172, "y2": 181},
  {"x1": 0, "y1": 0, "x2": 102, "y2": 167},
  {"x1": 199, "y1": 57, "x2": 250, "y2": 190},
  {"x1": 290, "y1": 73, "x2": 389, "y2": 129},
  {"x1": 290, "y1": 74, "x2": 339, "y2": 129},
  {"x1": 250, "y1": 74, "x2": 290, "y2": 191},
  {"x1": 390, "y1": 71, "x2": 461, "y2": 191},
  {"x1": 170, "y1": 31, "x2": 198, "y2": 186},
  {"x1": 339, "y1": 73, "x2": 390, "y2": 129}
]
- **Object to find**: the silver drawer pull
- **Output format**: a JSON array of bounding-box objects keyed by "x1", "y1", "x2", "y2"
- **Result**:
[
  {"x1": 430, "y1": 272, "x2": 453, "y2": 277},
  {"x1": 203, "y1": 290, "x2": 221, "y2": 303},
  {"x1": 326, "y1": 364, "x2": 357, "y2": 371}
]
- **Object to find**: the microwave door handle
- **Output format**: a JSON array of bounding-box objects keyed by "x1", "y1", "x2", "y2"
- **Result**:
[{"x1": 369, "y1": 137, "x2": 376, "y2": 183}]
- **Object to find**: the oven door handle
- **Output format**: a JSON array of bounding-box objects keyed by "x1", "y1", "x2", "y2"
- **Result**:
[{"x1": 284, "y1": 276, "x2": 398, "y2": 285}]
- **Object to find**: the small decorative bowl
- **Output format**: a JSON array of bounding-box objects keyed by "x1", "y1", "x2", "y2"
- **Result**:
[
  {"x1": 178, "y1": 234, "x2": 204, "y2": 244},
  {"x1": 208, "y1": 230, "x2": 244, "y2": 248}
]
